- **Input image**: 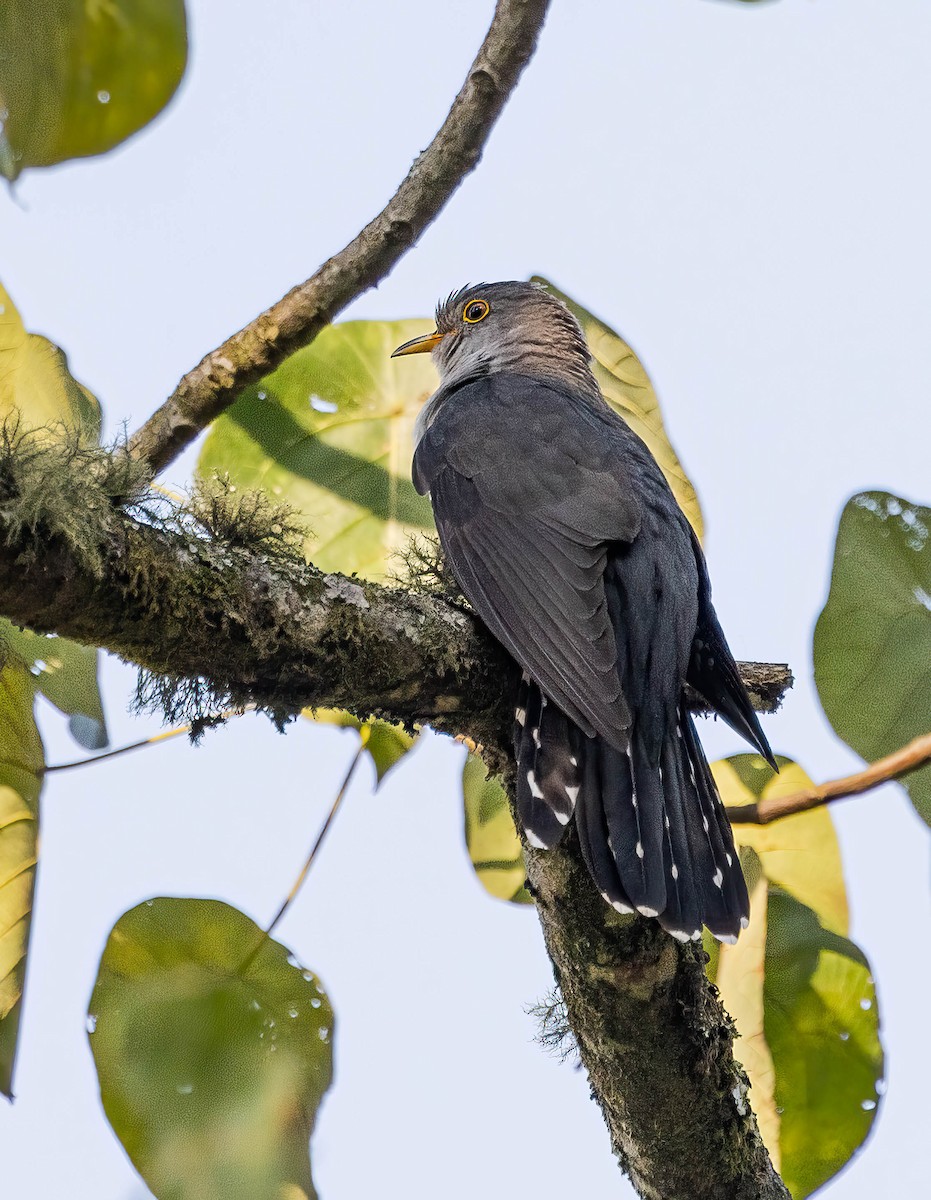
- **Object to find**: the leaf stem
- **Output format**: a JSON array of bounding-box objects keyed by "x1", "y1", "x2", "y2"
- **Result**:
[{"x1": 44, "y1": 708, "x2": 250, "y2": 773}]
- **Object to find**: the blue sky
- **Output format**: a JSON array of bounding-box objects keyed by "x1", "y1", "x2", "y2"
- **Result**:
[{"x1": 1, "y1": 0, "x2": 929, "y2": 1196}]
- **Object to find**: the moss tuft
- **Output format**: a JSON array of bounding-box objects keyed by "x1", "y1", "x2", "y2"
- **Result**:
[
  {"x1": 529, "y1": 986, "x2": 579, "y2": 1064},
  {"x1": 187, "y1": 475, "x2": 308, "y2": 562},
  {"x1": 394, "y1": 533, "x2": 465, "y2": 605},
  {"x1": 0, "y1": 421, "x2": 148, "y2": 576}
]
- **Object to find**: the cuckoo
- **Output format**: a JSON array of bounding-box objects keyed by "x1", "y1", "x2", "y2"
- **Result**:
[{"x1": 393, "y1": 282, "x2": 773, "y2": 942}]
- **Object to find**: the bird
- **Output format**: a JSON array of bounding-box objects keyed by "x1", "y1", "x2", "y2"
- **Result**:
[{"x1": 392, "y1": 281, "x2": 774, "y2": 943}]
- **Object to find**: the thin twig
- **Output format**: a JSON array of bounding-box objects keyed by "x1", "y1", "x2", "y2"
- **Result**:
[
  {"x1": 45, "y1": 726, "x2": 188, "y2": 773},
  {"x1": 727, "y1": 731, "x2": 931, "y2": 824},
  {"x1": 44, "y1": 707, "x2": 251, "y2": 772},
  {"x1": 127, "y1": 0, "x2": 552, "y2": 477},
  {"x1": 239, "y1": 733, "x2": 369, "y2": 975}
]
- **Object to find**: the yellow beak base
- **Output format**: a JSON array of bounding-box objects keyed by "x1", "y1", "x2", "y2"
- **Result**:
[{"x1": 391, "y1": 330, "x2": 444, "y2": 357}]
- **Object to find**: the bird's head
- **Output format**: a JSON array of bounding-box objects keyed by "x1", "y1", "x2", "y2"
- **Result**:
[{"x1": 391, "y1": 281, "x2": 596, "y2": 394}]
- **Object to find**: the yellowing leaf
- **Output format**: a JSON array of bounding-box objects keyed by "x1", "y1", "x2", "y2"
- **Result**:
[
  {"x1": 200, "y1": 293, "x2": 702, "y2": 584},
  {"x1": 531, "y1": 277, "x2": 704, "y2": 541},
  {"x1": 711, "y1": 755, "x2": 882, "y2": 1197},
  {"x1": 0, "y1": 284, "x2": 108, "y2": 746},
  {"x1": 713, "y1": 853, "x2": 780, "y2": 1169},
  {"x1": 0, "y1": 667, "x2": 44, "y2": 1098},
  {"x1": 0, "y1": 0, "x2": 187, "y2": 180},
  {"x1": 713, "y1": 755, "x2": 847, "y2": 935},
  {"x1": 462, "y1": 753, "x2": 530, "y2": 904},
  {"x1": 0, "y1": 284, "x2": 107, "y2": 1091},
  {"x1": 199, "y1": 320, "x2": 437, "y2": 581},
  {"x1": 0, "y1": 281, "x2": 101, "y2": 439},
  {"x1": 89, "y1": 898, "x2": 332, "y2": 1200}
]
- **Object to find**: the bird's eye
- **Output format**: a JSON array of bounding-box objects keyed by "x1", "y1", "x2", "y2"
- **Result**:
[{"x1": 463, "y1": 299, "x2": 490, "y2": 324}]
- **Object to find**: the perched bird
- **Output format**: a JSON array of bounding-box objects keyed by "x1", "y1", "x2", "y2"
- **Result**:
[{"x1": 393, "y1": 282, "x2": 774, "y2": 942}]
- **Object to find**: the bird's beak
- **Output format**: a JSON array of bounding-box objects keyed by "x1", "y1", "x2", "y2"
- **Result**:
[{"x1": 391, "y1": 330, "x2": 445, "y2": 357}]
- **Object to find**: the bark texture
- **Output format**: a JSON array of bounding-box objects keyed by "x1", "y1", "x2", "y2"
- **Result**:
[{"x1": 527, "y1": 831, "x2": 791, "y2": 1200}]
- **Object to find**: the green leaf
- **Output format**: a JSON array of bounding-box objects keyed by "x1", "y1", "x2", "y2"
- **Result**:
[
  {"x1": 89, "y1": 897, "x2": 333, "y2": 1200},
  {"x1": 814, "y1": 491, "x2": 931, "y2": 825},
  {"x1": 765, "y1": 891, "x2": 882, "y2": 1199},
  {"x1": 0, "y1": 0, "x2": 187, "y2": 181},
  {"x1": 308, "y1": 709, "x2": 415, "y2": 785},
  {"x1": 0, "y1": 666, "x2": 44, "y2": 1098},
  {"x1": 711, "y1": 756, "x2": 883, "y2": 1197},
  {"x1": 0, "y1": 281, "x2": 101, "y2": 439},
  {"x1": 531, "y1": 277, "x2": 704, "y2": 541},
  {"x1": 0, "y1": 621, "x2": 108, "y2": 749},
  {"x1": 198, "y1": 320, "x2": 438, "y2": 581},
  {"x1": 462, "y1": 752, "x2": 530, "y2": 904}
]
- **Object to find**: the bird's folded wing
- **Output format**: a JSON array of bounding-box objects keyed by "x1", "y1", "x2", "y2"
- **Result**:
[{"x1": 417, "y1": 375, "x2": 642, "y2": 745}]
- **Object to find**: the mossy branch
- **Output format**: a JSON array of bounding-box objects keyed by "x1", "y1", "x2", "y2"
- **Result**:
[
  {"x1": 526, "y1": 832, "x2": 791, "y2": 1200},
  {"x1": 0, "y1": 433, "x2": 789, "y2": 741},
  {"x1": 0, "y1": 431, "x2": 792, "y2": 1198}
]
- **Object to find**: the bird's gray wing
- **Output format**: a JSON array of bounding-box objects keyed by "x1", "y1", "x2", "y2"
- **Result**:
[{"x1": 413, "y1": 373, "x2": 642, "y2": 745}]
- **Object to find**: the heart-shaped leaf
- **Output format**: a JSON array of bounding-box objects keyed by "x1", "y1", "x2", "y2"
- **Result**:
[
  {"x1": 814, "y1": 491, "x2": 931, "y2": 825},
  {"x1": 89, "y1": 897, "x2": 333, "y2": 1200}
]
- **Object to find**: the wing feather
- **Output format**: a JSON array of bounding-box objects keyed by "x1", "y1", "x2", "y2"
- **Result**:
[{"x1": 415, "y1": 374, "x2": 642, "y2": 746}]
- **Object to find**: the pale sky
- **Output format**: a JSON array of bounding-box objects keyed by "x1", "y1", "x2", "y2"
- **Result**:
[{"x1": 1, "y1": 0, "x2": 930, "y2": 1196}]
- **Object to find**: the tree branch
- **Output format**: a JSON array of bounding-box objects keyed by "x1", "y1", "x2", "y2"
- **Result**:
[
  {"x1": 0, "y1": 437, "x2": 792, "y2": 1197},
  {"x1": 0, "y1": 453, "x2": 790, "y2": 744},
  {"x1": 727, "y1": 731, "x2": 931, "y2": 825},
  {"x1": 127, "y1": 0, "x2": 552, "y2": 477},
  {"x1": 525, "y1": 831, "x2": 791, "y2": 1200}
]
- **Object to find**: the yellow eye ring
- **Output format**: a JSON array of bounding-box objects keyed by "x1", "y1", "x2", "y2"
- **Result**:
[{"x1": 463, "y1": 299, "x2": 490, "y2": 324}]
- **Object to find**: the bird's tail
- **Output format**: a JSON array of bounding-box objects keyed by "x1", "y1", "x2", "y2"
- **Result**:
[
  {"x1": 513, "y1": 678, "x2": 748, "y2": 943},
  {"x1": 513, "y1": 674, "x2": 581, "y2": 850}
]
